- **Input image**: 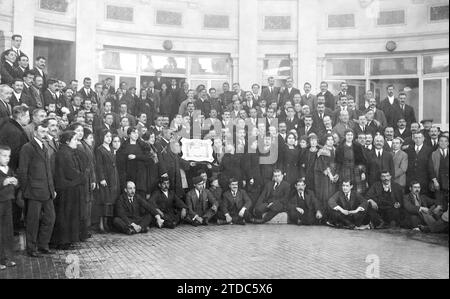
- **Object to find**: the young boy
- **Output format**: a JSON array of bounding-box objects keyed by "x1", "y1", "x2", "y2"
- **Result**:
[{"x1": 0, "y1": 146, "x2": 18, "y2": 270}]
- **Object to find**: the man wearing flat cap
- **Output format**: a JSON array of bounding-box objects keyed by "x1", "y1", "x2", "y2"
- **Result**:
[{"x1": 185, "y1": 176, "x2": 219, "y2": 226}]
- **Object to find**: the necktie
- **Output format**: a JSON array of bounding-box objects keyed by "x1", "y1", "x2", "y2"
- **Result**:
[
  {"x1": 414, "y1": 194, "x2": 420, "y2": 207},
  {"x1": 129, "y1": 197, "x2": 134, "y2": 204},
  {"x1": 416, "y1": 146, "x2": 420, "y2": 154},
  {"x1": 299, "y1": 192, "x2": 304, "y2": 202},
  {"x1": 273, "y1": 183, "x2": 278, "y2": 191}
]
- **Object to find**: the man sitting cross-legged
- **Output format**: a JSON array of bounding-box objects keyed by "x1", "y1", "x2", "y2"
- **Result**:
[
  {"x1": 365, "y1": 170, "x2": 404, "y2": 229},
  {"x1": 328, "y1": 180, "x2": 370, "y2": 230},
  {"x1": 287, "y1": 178, "x2": 323, "y2": 225},
  {"x1": 149, "y1": 174, "x2": 188, "y2": 229},
  {"x1": 217, "y1": 178, "x2": 253, "y2": 225},
  {"x1": 253, "y1": 169, "x2": 290, "y2": 224},
  {"x1": 185, "y1": 176, "x2": 219, "y2": 226},
  {"x1": 113, "y1": 181, "x2": 163, "y2": 235}
]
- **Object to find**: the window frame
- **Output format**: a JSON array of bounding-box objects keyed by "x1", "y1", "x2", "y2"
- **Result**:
[
  {"x1": 375, "y1": 9, "x2": 407, "y2": 27},
  {"x1": 104, "y1": 3, "x2": 135, "y2": 23},
  {"x1": 428, "y1": 4, "x2": 449, "y2": 23},
  {"x1": 262, "y1": 15, "x2": 293, "y2": 31},
  {"x1": 326, "y1": 13, "x2": 356, "y2": 29}
]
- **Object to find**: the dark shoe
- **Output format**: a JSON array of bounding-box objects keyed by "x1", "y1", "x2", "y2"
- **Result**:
[
  {"x1": 164, "y1": 221, "x2": 176, "y2": 229},
  {"x1": 5, "y1": 260, "x2": 16, "y2": 268},
  {"x1": 217, "y1": 219, "x2": 229, "y2": 225},
  {"x1": 56, "y1": 244, "x2": 71, "y2": 251},
  {"x1": 27, "y1": 251, "x2": 40, "y2": 258},
  {"x1": 374, "y1": 220, "x2": 386, "y2": 229},
  {"x1": 38, "y1": 248, "x2": 55, "y2": 255},
  {"x1": 126, "y1": 228, "x2": 134, "y2": 235},
  {"x1": 140, "y1": 227, "x2": 149, "y2": 234},
  {"x1": 251, "y1": 218, "x2": 265, "y2": 224},
  {"x1": 418, "y1": 225, "x2": 431, "y2": 233},
  {"x1": 202, "y1": 219, "x2": 209, "y2": 226},
  {"x1": 235, "y1": 218, "x2": 246, "y2": 225}
]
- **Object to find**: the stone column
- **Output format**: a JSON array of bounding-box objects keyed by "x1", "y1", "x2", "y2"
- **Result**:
[
  {"x1": 238, "y1": 0, "x2": 258, "y2": 90},
  {"x1": 75, "y1": 0, "x2": 97, "y2": 81},
  {"x1": 13, "y1": 0, "x2": 36, "y2": 66},
  {"x1": 297, "y1": 0, "x2": 319, "y2": 92}
]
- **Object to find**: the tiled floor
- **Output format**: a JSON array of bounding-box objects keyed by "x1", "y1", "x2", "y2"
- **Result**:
[{"x1": 1, "y1": 224, "x2": 448, "y2": 279}]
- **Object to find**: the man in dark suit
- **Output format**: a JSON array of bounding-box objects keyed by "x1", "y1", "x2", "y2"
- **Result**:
[
  {"x1": 280, "y1": 77, "x2": 300, "y2": 108},
  {"x1": 367, "y1": 135, "x2": 395, "y2": 187},
  {"x1": 284, "y1": 106, "x2": 300, "y2": 132},
  {"x1": 113, "y1": 181, "x2": 160, "y2": 235},
  {"x1": 242, "y1": 91, "x2": 257, "y2": 115},
  {"x1": 383, "y1": 127, "x2": 395, "y2": 152},
  {"x1": 217, "y1": 178, "x2": 253, "y2": 225},
  {"x1": 312, "y1": 102, "x2": 332, "y2": 133},
  {"x1": 394, "y1": 118, "x2": 411, "y2": 140},
  {"x1": 0, "y1": 84, "x2": 13, "y2": 119},
  {"x1": 1, "y1": 50, "x2": 17, "y2": 85},
  {"x1": 30, "y1": 56, "x2": 47, "y2": 90},
  {"x1": 153, "y1": 70, "x2": 164, "y2": 91},
  {"x1": 328, "y1": 180, "x2": 370, "y2": 229},
  {"x1": 403, "y1": 181, "x2": 442, "y2": 230},
  {"x1": 1, "y1": 35, "x2": 26, "y2": 66},
  {"x1": 14, "y1": 54, "x2": 30, "y2": 80},
  {"x1": 194, "y1": 89, "x2": 212, "y2": 117},
  {"x1": 405, "y1": 132, "x2": 432, "y2": 194},
  {"x1": 354, "y1": 114, "x2": 377, "y2": 138},
  {"x1": 253, "y1": 169, "x2": 290, "y2": 223},
  {"x1": 365, "y1": 170, "x2": 404, "y2": 228},
  {"x1": 297, "y1": 114, "x2": 316, "y2": 137},
  {"x1": 43, "y1": 79, "x2": 62, "y2": 109},
  {"x1": 317, "y1": 81, "x2": 335, "y2": 111},
  {"x1": 17, "y1": 122, "x2": 56, "y2": 257},
  {"x1": 78, "y1": 77, "x2": 97, "y2": 103},
  {"x1": 300, "y1": 82, "x2": 317, "y2": 112},
  {"x1": 185, "y1": 176, "x2": 218, "y2": 226},
  {"x1": 398, "y1": 92, "x2": 416, "y2": 128},
  {"x1": 261, "y1": 77, "x2": 280, "y2": 105},
  {"x1": 379, "y1": 85, "x2": 401, "y2": 128},
  {"x1": 288, "y1": 178, "x2": 323, "y2": 225},
  {"x1": 10, "y1": 79, "x2": 32, "y2": 108},
  {"x1": 334, "y1": 82, "x2": 353, "y2": 108},
  {"x1": 425, "y1": 126, "x2": 440, "y2": 151},
  {"x1": 28, "y1": 75, "x2": 45, "y2": 111},
  {"x1": 149, "y1": 176, "x2": 188, "y2": 229}
]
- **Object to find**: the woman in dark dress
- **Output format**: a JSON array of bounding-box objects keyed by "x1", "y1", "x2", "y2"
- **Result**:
[
  {"x1": 302, "y1": 133, "x2": 320, "y2": 190},
  {"x1": 95, "y1": 129, "x2": 120, "y2": 233},
  {"x1": 116, "y1": 127, "x2": 151, "y2": 197},
  {"x1": 80, "y1": 128, "x2": 97, "y2": 232},
  {"x1": 314, "y1": 134, "x2": 339, "y2": 217},
  {"x1": 53, "y1": 131, "x2": 87, "y2": 250},
  {"x1": 142, "y1": 131, "x2": 160, "y2": 196},
  {"x1": 335, "y1": 129, "x2": 367, "y2": 193},
  {"x1": 280, "y1": 132, "x2": 301, "y2": 186}
]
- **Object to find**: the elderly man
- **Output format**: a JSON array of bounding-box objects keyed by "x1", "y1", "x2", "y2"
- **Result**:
[
  {"x1": 332, "y1": 110, "x2": 354, "y2": 140},
  {"x1": 328, "y1": 180, "x2": 370, "y2": 230},
  {"x1": 253, "y1": 169, "x2": 290, "y2": 224},
  {"x1": 113, "y1": 181, "x2": 160, "y2": 235},
  {"x1": 185, "y1": 176, "x2": 218, "y2": 226},
  {"x1": 366, "y1": 135, "x2": 395, "y2": 187},
  {"x1": 288, "y1": 178, "x2": 323, "y2": 225},
  {"x1": 217, "y1": 178, "x2": 252, "y2": 225},
  {"x1": 0, "y1": 84, "x2": 13, "y2": 119},
  {"x1": 366, "y1": 170, "x2": 404, "y2": 228}
]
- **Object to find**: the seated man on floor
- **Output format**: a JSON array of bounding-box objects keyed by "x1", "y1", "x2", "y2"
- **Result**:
[
  {"x1": 403, "y1": 181, "x2": 444, "y2": 232},
  {"x1": 149, "y1": 174, "x2": 188, "y2": 229},
  {"x1": 287, "y1": 178, "x2": 323, "y2": 225},
  {"x1": 253, "y1": 169, "x2": 290, "y2": 224},
  {"x1": 185, "y1": 176, "x2": 219, "y2": 226},
  {"x1": 217, "y1": 178, "x2": 253, "y2": 225},
  {"x1": 365, "y1": 170, "x2": 404, "y2": 229},
  {"x1": 328, "y1": 180, "x2": 370, "y2": 230},
  {"x1": 113, "y1": 181, "x2": 163, "y2": 235}
]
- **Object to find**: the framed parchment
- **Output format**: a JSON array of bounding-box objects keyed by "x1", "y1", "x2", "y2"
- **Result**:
[{"x1": 180, "y1": 139, "x2": 214, "y2": 163}]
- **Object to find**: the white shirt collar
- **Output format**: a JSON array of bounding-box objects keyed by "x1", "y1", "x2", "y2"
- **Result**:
[
  {"x1": 34, "y1": 137, "x2": 43, "y2": 149},
  {"x1": 13, "y1": 92, "x2": 21, "y2": 99}
]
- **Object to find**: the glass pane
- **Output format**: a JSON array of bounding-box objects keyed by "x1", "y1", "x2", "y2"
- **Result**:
[
  {"x1": 99, "y1": 51, "x2": 137, "y2": 73},
  {"x1": 211, "y1": 80, "x2": 226, "y2": 94},
  {"x1": 106, "y1": 5, "x2": 133, "y2": 22},
  {"x1": 326, "y1": 59, "x2": 365, "y2": 76},
  {"x1": 264, "y1": 16, "x2": 291, "y2": 30},
  {"x1": 119, "y1": 77, "x2": 137, "y2": 89},
  {"x1": 98, "y1": 75, "x2": 116, "y2": 89},
  {"x1": 328, "y1": 14, "x2": 355, "y2": 28},
  {"x1": 423, "y1": 54, "x2": 449, "y2": 74},
  {"x1": 141, "y1": 54, "x2": 187, "y2": 75},
  {"x1": 262, "y1": 56, "x2": 292, "y2": 84},
  {"x1": 423, "y1": 80, "x2": 442, "y2": 123},
  {"x1": 370, "y1": 79, "x2": 419, "y2": 118},
  {"x1": 204, "y1": 14, "x2": 229, "y2": 29},
  {"x1": 40, "y1": 0, "x2": 68, "y2": 12},
  {"x1": 325, "y1": 80, "x2": 366, "y2": 107},
  {"x1": 430, "y1": 5, "x2": 449, "y2": 21},
  {"x1": 190, "y1": 57, "x2": 230, "y2": 75},
  {"x1": 371, "y1": 57, "x2": 417, "y2": 75},
  {"x1": 377, "y1": 10, "x2": 405, "y2": 25},
  {"x1": 156, "y1": 10, "x2": 182, "y2": 26}
]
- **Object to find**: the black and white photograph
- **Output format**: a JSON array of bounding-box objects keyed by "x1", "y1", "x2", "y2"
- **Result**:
[{"x1": 0, "y1": 0, "x2": 448, "y2": 282}]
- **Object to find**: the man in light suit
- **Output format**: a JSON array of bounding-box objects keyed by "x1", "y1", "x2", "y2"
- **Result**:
[
  {"x1": 392, "y1": 137, "x2": 408, "y2": 188},
  {"x1": 217, "y1": 178, "x2": 253, "y2": 225}
]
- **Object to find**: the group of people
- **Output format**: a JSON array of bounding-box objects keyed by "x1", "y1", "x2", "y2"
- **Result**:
[{"x1": 0, "y1": 34, "x2": 448, "y2": 271}]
